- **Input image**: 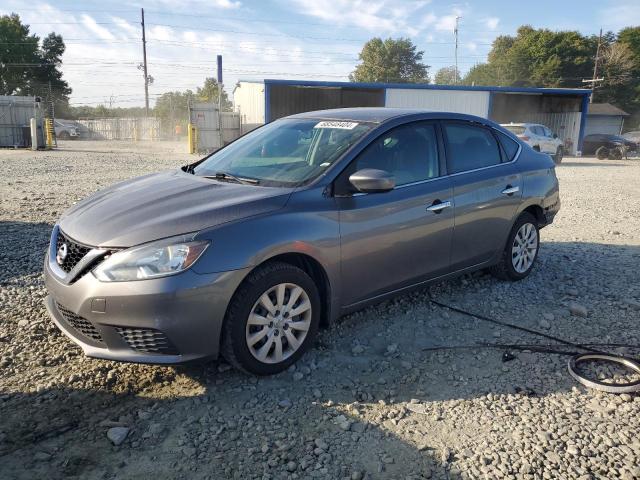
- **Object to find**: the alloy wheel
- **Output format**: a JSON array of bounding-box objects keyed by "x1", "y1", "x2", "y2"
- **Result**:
[
  {"x1": 511, "y1": 222, "x2": 538, "y2": 273},
  {"x1": 245, "y1": 283, "x2": 312, "y2": 364}
]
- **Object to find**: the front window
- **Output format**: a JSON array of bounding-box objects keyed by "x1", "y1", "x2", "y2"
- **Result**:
[{"x1": 193, "y1": 119, "x2": 373, "y2": 187}]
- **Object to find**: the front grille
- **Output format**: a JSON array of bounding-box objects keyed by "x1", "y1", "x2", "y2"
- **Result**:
[
  {"x1": 55, "y1": 303, "x2": 104, "y2": 344},
  {"x1": 116, "y1": 327, "x2": 179, "y2": 355},
  {"x1": 56, "y1": 230, "x2": 92, "y2": 273}
]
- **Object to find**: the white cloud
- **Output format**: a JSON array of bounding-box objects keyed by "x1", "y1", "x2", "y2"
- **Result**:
[
  {"x1": 485, "y1": 17, "x2": 499, "y2": 30},
  {"x1": 598, "y1": 1, "x2": 640, "y2": 31},
  {"x1": 143, "y1": 0, "x2": 241, "y2": 10},
  {"x1": 81, "y1": 14, "x2": 116, "y2": 41},
  {"x1": 213, "y1": 0, "x2": 242, "y2": 8},
  {"x1": 289, "y1": 0, "x2": 430, "y2": 34},
  {"x1": 111, "y1": 16, "x2": 140, "y2": 39},
  {"x1": 435, "y1": 14, "x2": 458, "y2": 33}
]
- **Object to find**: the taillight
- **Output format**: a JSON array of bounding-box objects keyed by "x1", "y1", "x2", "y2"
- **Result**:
[{"x1": 518, "y1": 135, "x2": 530, "y2": 141}]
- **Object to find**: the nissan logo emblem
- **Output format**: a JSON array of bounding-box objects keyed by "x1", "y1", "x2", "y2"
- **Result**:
[{"x1": 56, "y1": 243, "x2": 68, "y2": 265}]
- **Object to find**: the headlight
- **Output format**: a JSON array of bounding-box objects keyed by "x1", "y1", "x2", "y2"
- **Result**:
[{"x1": 93, "y1": 239, "x2": 209, "y2": 282}]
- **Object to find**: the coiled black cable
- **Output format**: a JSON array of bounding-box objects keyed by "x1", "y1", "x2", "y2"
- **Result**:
[{"x1": 430, "y1": 299, "x2": 640, "y2": 394}]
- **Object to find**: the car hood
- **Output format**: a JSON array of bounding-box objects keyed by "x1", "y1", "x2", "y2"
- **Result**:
[{"x1": 59, "y1": 170, "x2": 292, "y2": 247}]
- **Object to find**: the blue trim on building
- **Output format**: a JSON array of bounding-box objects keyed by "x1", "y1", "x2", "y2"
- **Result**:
[
  {"x1": 264, "y1": 82, "x2": 271, "y2": 123},
  {"x1": 577, "y1": 94, "x2": 590, "y2": 153},
  {"x1": 262, "y1": 78, "x2": 591, "y2": 97},
  {"x1": 487, "y1": 92, "x2": 494, "y2": 118}
]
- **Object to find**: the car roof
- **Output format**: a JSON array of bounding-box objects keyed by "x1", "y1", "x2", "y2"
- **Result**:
[{"x1": 286, "y1": 107, "x2": 494, "y2": 125}]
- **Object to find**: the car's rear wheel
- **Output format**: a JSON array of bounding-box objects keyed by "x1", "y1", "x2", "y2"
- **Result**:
[
  {"x1": 221, "y1": 262, "x2": 320, "y2": 375},
  {"x1": 554, "y1": 146, "x2": 563, "y2": 164},
  {"x1": 596, "y1": 146, "x2": 609, "y2": 160},
  {"x1": 490, "y1": 212, "x2": 540, "y2": 281},
  {"x1": 58, "y1": 131, "x2": 71, "y2": 140},
  {"x1": 609, "y1": 147, "x2": 623, "y2": 160}
]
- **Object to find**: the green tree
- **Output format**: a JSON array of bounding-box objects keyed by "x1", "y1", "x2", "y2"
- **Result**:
[
  {"x1": 616, "y1": 27, "x2": 640, "y2": 129},
  {"x1": 154, "y1": 90, "x2": 196, "y2": 128},
  {"x1": 462, "y1": 63, "x2": 500, "y2": 86},
  {"x1": 470, "y1": 26, "x2": 595, "y2": 88},
  {"x1": 0, "y1": 14, "x2": 71, "y2": 112},
  {"x1": 434, "y1": 66, "x2": 461, "y2": 85},
  {"x1": 350, "y1": 37, "x2": 429, "y2": 83},
  {"x1": 196, "y1": 77, "x2": 231, "y2": 110}
]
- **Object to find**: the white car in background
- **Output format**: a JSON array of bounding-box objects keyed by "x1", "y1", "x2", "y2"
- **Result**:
[{"x1": 501, "y1": 123, "x2": 564, "y2": 164}]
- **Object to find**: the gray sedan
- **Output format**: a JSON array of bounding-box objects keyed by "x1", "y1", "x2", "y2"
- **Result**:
[{"x1": 44, "y1": 108, "x2": 560, "y2": 374}]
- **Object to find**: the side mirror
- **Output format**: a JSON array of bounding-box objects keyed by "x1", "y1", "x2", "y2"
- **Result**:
[{"x1": 349, "y1": 168, "x2": 395, "y2": 193}]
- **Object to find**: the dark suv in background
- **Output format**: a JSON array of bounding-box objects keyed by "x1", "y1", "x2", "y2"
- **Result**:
[{"x1": 582, "y1": 133, "x2": 638, "y2": 159}]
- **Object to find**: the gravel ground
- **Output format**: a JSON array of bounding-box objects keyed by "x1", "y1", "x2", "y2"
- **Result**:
[{"x1": 1, "y1": 140, "x2": 640, "y2": 480}]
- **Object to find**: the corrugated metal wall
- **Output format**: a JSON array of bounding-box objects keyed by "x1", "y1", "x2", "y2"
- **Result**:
[
  {"x1": 189, "y1": 104, "x2": 241, "y2": 152},
  {"x1": 0, "y1": 95, "x2": 41, "y2": 147},
  {"x1": 501, "y1": 112, "x2": 582, "y2": 155},
  {"x1": 76, "y1": 118, "x2": 161, "y2": 140},
  {"x1": 267, "y1": 85, "x2": 384, "y2": 121},
  {"x1": 385, "y1": 89, "x2": 490, "y2": 117},
  {"x1": 584, "y1": 115, "x2": 624, "y2": 136},
  {"x1": 233, "y1": 82, "x2": 265, "y2": 132}
]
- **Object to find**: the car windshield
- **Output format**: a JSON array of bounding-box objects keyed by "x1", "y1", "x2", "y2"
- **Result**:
[
  {"x1": 192, "y1": 118, "x2": 374, "y2": 187},
  {"x1": 503, "y1": 125, "x2": 526, "y2": 135}
]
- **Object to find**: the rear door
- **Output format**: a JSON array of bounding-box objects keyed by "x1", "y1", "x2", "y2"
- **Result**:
[
  {"x1": 442, "y1": 121, "x2": 522, "y2": 271},
  {"x1": 336, "y1": 121, "x2": 454, "y2": 305}
]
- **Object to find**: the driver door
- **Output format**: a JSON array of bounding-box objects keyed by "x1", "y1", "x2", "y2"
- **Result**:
[{"x1": 335, "y1": 121, "x2": 454, "y2": 306}]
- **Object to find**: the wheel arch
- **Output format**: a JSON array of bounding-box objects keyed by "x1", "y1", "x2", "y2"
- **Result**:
[
  {"x1": 517, "y1": 203, "x2": 545, "y2": 228},
  {"x1": 225, "y1": 251, "x2": 333, "y2": 332}
]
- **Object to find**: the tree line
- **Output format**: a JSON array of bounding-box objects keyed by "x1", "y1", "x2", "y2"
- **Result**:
[{"x1": 351, "y1": 27, "x2": 640, "y2": 128}]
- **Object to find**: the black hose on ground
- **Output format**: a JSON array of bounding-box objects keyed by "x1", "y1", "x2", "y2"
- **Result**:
[{"x1": 429, "y1": 299, "x2": 640, "y2": 394}]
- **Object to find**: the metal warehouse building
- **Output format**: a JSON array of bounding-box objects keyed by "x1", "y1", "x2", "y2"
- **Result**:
[
  {"x1": 584, "y1": 102, "x2": 629, "y2": 136},
  {"x1": 233, "y1": 79, "x2": 592, "y2": 155}
]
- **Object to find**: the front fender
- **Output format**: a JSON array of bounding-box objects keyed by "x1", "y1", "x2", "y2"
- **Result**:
[{"x1": 191, "y1": 188, "x2": 341, "y2": 296}]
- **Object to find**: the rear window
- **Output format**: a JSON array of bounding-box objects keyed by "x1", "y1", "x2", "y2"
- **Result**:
[
  {"x1": 496, "y1": 131, "x2": 520, "y2": 161},
  {"x1": 503, "y1": 125, "x2": 526, "y2": 135},
  {"x1": 444, "y1": 123, "x2": 502, "y2": 173}
]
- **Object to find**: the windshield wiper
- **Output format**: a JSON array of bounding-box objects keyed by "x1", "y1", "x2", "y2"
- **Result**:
[{"x1": 204, "y1": 171, "x2": 260, "y2": 185}]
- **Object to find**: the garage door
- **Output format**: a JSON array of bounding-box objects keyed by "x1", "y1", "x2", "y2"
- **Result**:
[{"x1": 584, "y1": 116, "x2": 622, "y2": 136}]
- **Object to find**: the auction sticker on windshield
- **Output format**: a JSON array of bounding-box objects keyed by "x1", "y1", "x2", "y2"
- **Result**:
[{"x1": 314, "y1": 121, "x2": 359, "y2": 130}]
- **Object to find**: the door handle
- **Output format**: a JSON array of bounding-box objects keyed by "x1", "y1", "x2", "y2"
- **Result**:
[
  {"x1": 426, "y1": 200, "x2": 451, "y2": 213},
  {"x1": 501, "y1": 185, "x2": 519, "y2": 196}
]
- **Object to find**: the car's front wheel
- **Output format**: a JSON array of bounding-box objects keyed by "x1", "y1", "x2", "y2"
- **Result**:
[
  {"x1": 221, "y1": 262, "x2": 320, "y2": 375},
  {"x1": 490, "y1": 212, "x2": 540, "y2": 281}
]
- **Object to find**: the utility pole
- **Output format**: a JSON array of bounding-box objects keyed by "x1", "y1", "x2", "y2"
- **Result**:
[
  {"x1": 141, "y1": 8, "x2": 149, "y2": 115},
  {"x1": 582, "y1": 29, "x2": 604, "y2": 103},
  {"x1": 217, "y1": 55, "x2": 224, "y2": 149},
  {"x1": 590, "y1": 28, "x2": 603, "y2": 103},
  {"x1": 454, "y1": 16, "x2": 461, "y2": 84}
]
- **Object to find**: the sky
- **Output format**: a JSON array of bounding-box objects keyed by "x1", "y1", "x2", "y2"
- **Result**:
[{"x1": 2, "y1": 0, "x2": 639, "y2": 108}]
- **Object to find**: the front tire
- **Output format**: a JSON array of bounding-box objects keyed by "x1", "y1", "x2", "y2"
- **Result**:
[
  {"x1": 221, "y1": 262, "x2": 321, "y2": 375},
  {"x1": 490, "y1": 212, "x2": 540, "y2": 281}
]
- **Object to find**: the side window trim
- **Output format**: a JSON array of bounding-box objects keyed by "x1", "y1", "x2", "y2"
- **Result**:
[{"x1": 441, "y1": 120, "x2": 504, "y2": 175}]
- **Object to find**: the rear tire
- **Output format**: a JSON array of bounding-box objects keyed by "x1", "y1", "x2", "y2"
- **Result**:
[
  {"x1": 596, "y1": 146, "x2": 609, "y2": 160},
  {"x1": 489, "y1": 212, "x2": 540, "y2": 281},
  {"x1": 554, "y1": 146, "x2": 563, "y2": 164},
  {"x1": 221, "y1": 262, "x2": 321, "y2": 375},
  {"x1": 609, "y1": 147, "x2": 623, "y2": 160}
]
